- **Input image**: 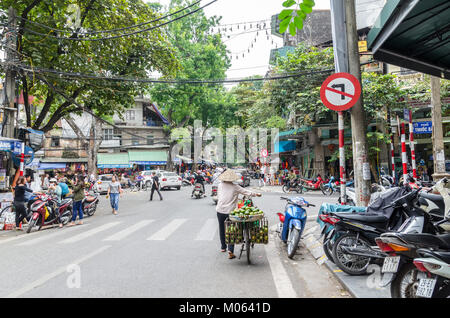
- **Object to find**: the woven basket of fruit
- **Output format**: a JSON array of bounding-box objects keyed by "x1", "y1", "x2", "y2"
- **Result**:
[
  {"x1": 229, "y1": 205, "x2": 264, "y2": 223},
  {"x1": 224, "y1": 220, "x2": 244, "y2": 245},
  {"x1": 249, "y1": 217, "x2": 269, "y2": 244}
]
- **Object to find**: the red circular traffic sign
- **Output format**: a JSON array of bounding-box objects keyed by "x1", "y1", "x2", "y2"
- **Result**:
[
  {"x1": 320, "y1": 72, "x2": 361, "y2": 111},
  {"x1": 260, "y1": 148, "x2": 268, "y2": 158}
]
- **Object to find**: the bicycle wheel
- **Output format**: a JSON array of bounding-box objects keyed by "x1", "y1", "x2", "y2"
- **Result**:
[
  {"x1": 0, "y1": 205, "x2": 13, "y2": 219},
  {"x1": 244, "y1": 225, "x2": 251, "y2": 265}
]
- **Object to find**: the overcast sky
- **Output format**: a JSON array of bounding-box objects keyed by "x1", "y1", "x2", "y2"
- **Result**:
[{"x1": 154, "y1": 0, "x2": 332, "y2": 81}]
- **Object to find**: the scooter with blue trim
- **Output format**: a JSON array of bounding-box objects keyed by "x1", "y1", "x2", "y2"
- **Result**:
[{"x1": 276, "y1": 196, "x2": 315, "y2": 259}]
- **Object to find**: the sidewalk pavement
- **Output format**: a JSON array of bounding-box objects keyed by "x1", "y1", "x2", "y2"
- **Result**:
[{"x1": 301, "y1": 224, "x2": 390, "y2": 298}]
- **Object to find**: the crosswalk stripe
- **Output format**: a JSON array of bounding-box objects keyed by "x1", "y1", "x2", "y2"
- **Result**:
[
  {"x1": 194, "y1": 219, "x2": 217, "y2": 241},
  {"x1": 59, "y1": 222, "x2": 121, "y2": 244},
  {"x1": 103, "y1": 220, "x2": 154, "y2": 241},
  {"x1": 147, "y1": 219, "x2": 187, "y2": 241},
  {"x1": 17, "y1": 224, "x2": 90, "y2": 246}
]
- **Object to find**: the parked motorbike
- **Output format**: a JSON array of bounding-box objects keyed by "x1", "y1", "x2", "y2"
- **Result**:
[
  {"x1": 299, "y1": 175, "x2": 325, "y2": 192},
  {"x1": 323, "y1": 186, "x2": 444, "y2": 275},
  {"x1": 282, "y1": 178, "x2": 303, "y2": 194},
  {"x1": 336, "y1": 186, "x2": 357, "y2": 206},
  {"x1": 27, "y1": 194, "x2": 72, "y2": 233},
  {"x1": 322, "y1": 176, "x2": 338, "y2": 196},
  {"x1": 129, "y1": 180, "x2": 148, "y2": 192},
  {"x1": 376, "y1": 178, "x2": 450, "y2": 298},
  {"x1": 276, "y1": 196, "x2": 315, "y2": 259},
  {"x1": 211, "y1": 185, "x2": 218, "y2": 205},
  {"x1": 192, "y1": 183, "x2": 205, "y2": 199},
  {"x1": 83, "y1": 190, "x2": 99, "y2": 217},
  {"x1": 411, "y1": 248, "x2": 450, "y2": 298}
]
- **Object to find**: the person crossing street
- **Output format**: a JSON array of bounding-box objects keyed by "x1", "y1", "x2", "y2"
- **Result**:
[{"x1": 149, "y1": 171, "x2": 163, "y2": 201}]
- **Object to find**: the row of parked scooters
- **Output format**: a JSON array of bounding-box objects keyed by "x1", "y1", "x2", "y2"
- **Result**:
[
  {"x1": 317, "y1": 178, "x2": 450, "y2": 298},
  {"x1": 24, "y1": 187, "x2": 99, "y2": 233}
]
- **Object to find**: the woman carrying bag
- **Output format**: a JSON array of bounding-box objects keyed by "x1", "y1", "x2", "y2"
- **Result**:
[{"x1": 107, "y1": 175, "x2": 123, "y2": 215}]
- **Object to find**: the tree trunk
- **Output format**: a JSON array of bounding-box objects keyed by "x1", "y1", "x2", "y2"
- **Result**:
[{"x1": 87, "y1": 116, "x2": 102, "y2": 177}]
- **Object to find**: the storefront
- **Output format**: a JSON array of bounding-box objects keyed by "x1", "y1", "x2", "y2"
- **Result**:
[{"x1": 128, "y1": 151, "x2": 168, "y2": 171}]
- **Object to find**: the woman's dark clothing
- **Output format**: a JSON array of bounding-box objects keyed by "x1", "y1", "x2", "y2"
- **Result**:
[
  {"x1": 14, "y1": 185, "x2": 33, "y2": 227},
  {"x1": 14, "y1": 185, "x2": 33, "y2": 203},
  {"x1": 217, "y1": 212, "x2": 234, "y2": 253}
]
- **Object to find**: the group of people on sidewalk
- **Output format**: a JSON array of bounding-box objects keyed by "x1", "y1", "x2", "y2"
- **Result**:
[{"x1": 13, "y1": 173, "x2": 87, "y2": 230}]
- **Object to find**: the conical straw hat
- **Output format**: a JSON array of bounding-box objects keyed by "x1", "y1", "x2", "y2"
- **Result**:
[{"x1": 218, "y1": 169, "x2": 240, "y2": 182}]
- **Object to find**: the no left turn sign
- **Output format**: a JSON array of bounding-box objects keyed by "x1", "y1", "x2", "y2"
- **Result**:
[{"x1": 320, "y1": 72, "x2": 361, "y2": 112}]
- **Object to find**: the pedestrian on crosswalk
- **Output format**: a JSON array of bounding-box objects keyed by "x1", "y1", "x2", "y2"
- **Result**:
[
  {"x1": 107, "y1": 175, "x2": 123, "y2": 215},
  {"x1": 149, "y1": 171, "x2": 163, "y2": 201},
  {"x1": 216, "y1": 169, "x2": 261, "y2": 259}
]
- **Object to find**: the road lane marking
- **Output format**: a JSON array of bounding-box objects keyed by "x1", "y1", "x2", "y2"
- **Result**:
[
  {"x1": 17, "y1": 224, "x2": 91, "y2": 246},
  {"x1": 194, "y1": 219, "x2": 217, "y2": 241},
  {"x1": 103, "y1": 220, "x2": 154, "y2": 241},
  {"x1": 264, "y1": 235, "x2": 297, "y2": 298},
  {"x1": 6, "y1": 245, "x2": 111, "y2": 298},
  {"x1": 59, "y1": 222, "x2": 121, "y2": 244},
  {"x1": 147, "y1": 219, "x2": 187, "y2": 241},
  {"x1": 0, "y1": 230, "x2": 43, "y2": 246}
]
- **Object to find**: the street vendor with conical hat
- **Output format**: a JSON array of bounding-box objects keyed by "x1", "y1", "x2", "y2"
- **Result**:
[{"x1": 216, "y1": 169, "x2": 262, "y2": 259}]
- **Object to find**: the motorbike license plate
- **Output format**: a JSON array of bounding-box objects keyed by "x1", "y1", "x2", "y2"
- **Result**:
[
  {"x1": 416, "y1": 278, "x2": 437, "y2": 298},
  {"x1": 382, "y1": 256, "x2": 401, "y2": 273}
]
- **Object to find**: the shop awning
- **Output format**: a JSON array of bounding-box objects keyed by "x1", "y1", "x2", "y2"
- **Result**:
[
  {"x1": 128, "y1": 151, "x2": 167, "y2": 165},
  {"x1": 97, "y1": 153, "x2": 132, "y2": 169},
  {"x1": 367, "y1": 0, "x2": 450, "y2": 79},
  {"x1": 274, "y1": 140, "x2": 297, "y2": 154},
  {"x1": 38, "y1": 162, "x2": 67, "y2": 170},
  {"x1": 277, "y1": 126, "x2": 312, "y2": 138}
]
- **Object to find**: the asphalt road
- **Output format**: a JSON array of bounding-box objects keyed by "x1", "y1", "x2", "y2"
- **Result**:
[{"x1": 0, "y1": 182, "x2": 350, "y2": 298}]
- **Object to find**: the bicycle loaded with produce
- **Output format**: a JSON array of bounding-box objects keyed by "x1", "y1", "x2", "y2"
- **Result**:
[{"x1": 225, "y1": 197, "x2": 269, "y2": 264}]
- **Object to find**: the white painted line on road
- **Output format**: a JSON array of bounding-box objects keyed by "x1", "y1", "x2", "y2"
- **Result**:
[
  {"x1": 103, "y1": 220, "x2": 154, "y2": 241},
  {"x1": 147, "y1": 219, "x2": 187, "y2": 241},
  {"x1": 264, "y1": 235, "x2": 297, "y2": 298},
  {"x1": 6, "y1": 245, "x2": 111, "y2": 298},
  {"x1": 17, "y1": 224, "x2": 91, "y2": 246},
  {"x1": 59, "y1": 222, "x2": 121, "y2": 244},
  {"x1": 0, "y1": 230, "x2": 42, "y2": 246},
  {"x1": 195, "y1": 219, "x2": 217, "y2": 241}
]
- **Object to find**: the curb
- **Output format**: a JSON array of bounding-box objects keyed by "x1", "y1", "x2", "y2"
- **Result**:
[{"x1": 302, "y1": 225, "x2": 390, "y2": 298}]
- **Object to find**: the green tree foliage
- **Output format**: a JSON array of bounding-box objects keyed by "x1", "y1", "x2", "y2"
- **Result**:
[
  {"x1": 149, "y1": 0, "x2": 230, "y2": 130},
  {"x1": 279, "y1": 0, "x2": 315, "y2": 36},
  {"x1": 0, "y1": 0, "x2": 180, "y2": 132},
  {"x1": 269, "y1": 44, "x2": 334, "y2": 125}
]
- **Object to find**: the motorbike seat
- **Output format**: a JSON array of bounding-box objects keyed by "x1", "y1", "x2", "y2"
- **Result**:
[
  {"x1": 390, "y1": 233, "x2": 450, "y2": 250},
  {"x1": 419, "y1": 193, "x2": 445, "y2": 213},
  {"x1": 332, "y1": 212, "x2": 388, "y2": 224},
  {"x1": 417, "y1": 249, "x2": 450, "y2": 264},
  {"x1": 85, "y1": 196, "x2": 96, "y2": 202},
  {"x1": 60, "y1": 199, "x2": 72, "y2": 206}
]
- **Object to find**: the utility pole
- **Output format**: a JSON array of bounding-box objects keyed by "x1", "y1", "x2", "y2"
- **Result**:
[
  {"x1": 430, "y1": 76, "x2": 448, "y2": 180},
  {"x1": 345, "y1": 0, "x2": 371, "y2": 206}
]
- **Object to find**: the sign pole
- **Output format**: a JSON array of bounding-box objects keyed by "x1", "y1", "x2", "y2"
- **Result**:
[
  {"x1": 408, "y1": 110, "x2": 417, "y2": 179},
  {"x1": 400, "y1": 122, "x2": 409, "y2": 183},
  {"x1": 19, "y1": 142, "x2": 24, "y2": 176},
  {"x1": 338, "y1": 111, "x2": 346, "y2": 204},
  {"x1": 390, "y1": 133, "x2": 396, "y2": 184}
]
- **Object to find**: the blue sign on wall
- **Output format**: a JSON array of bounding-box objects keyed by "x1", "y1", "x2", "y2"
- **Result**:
[{"x1": 413, "y1": 121, "x2": 432, "y2": 134}]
